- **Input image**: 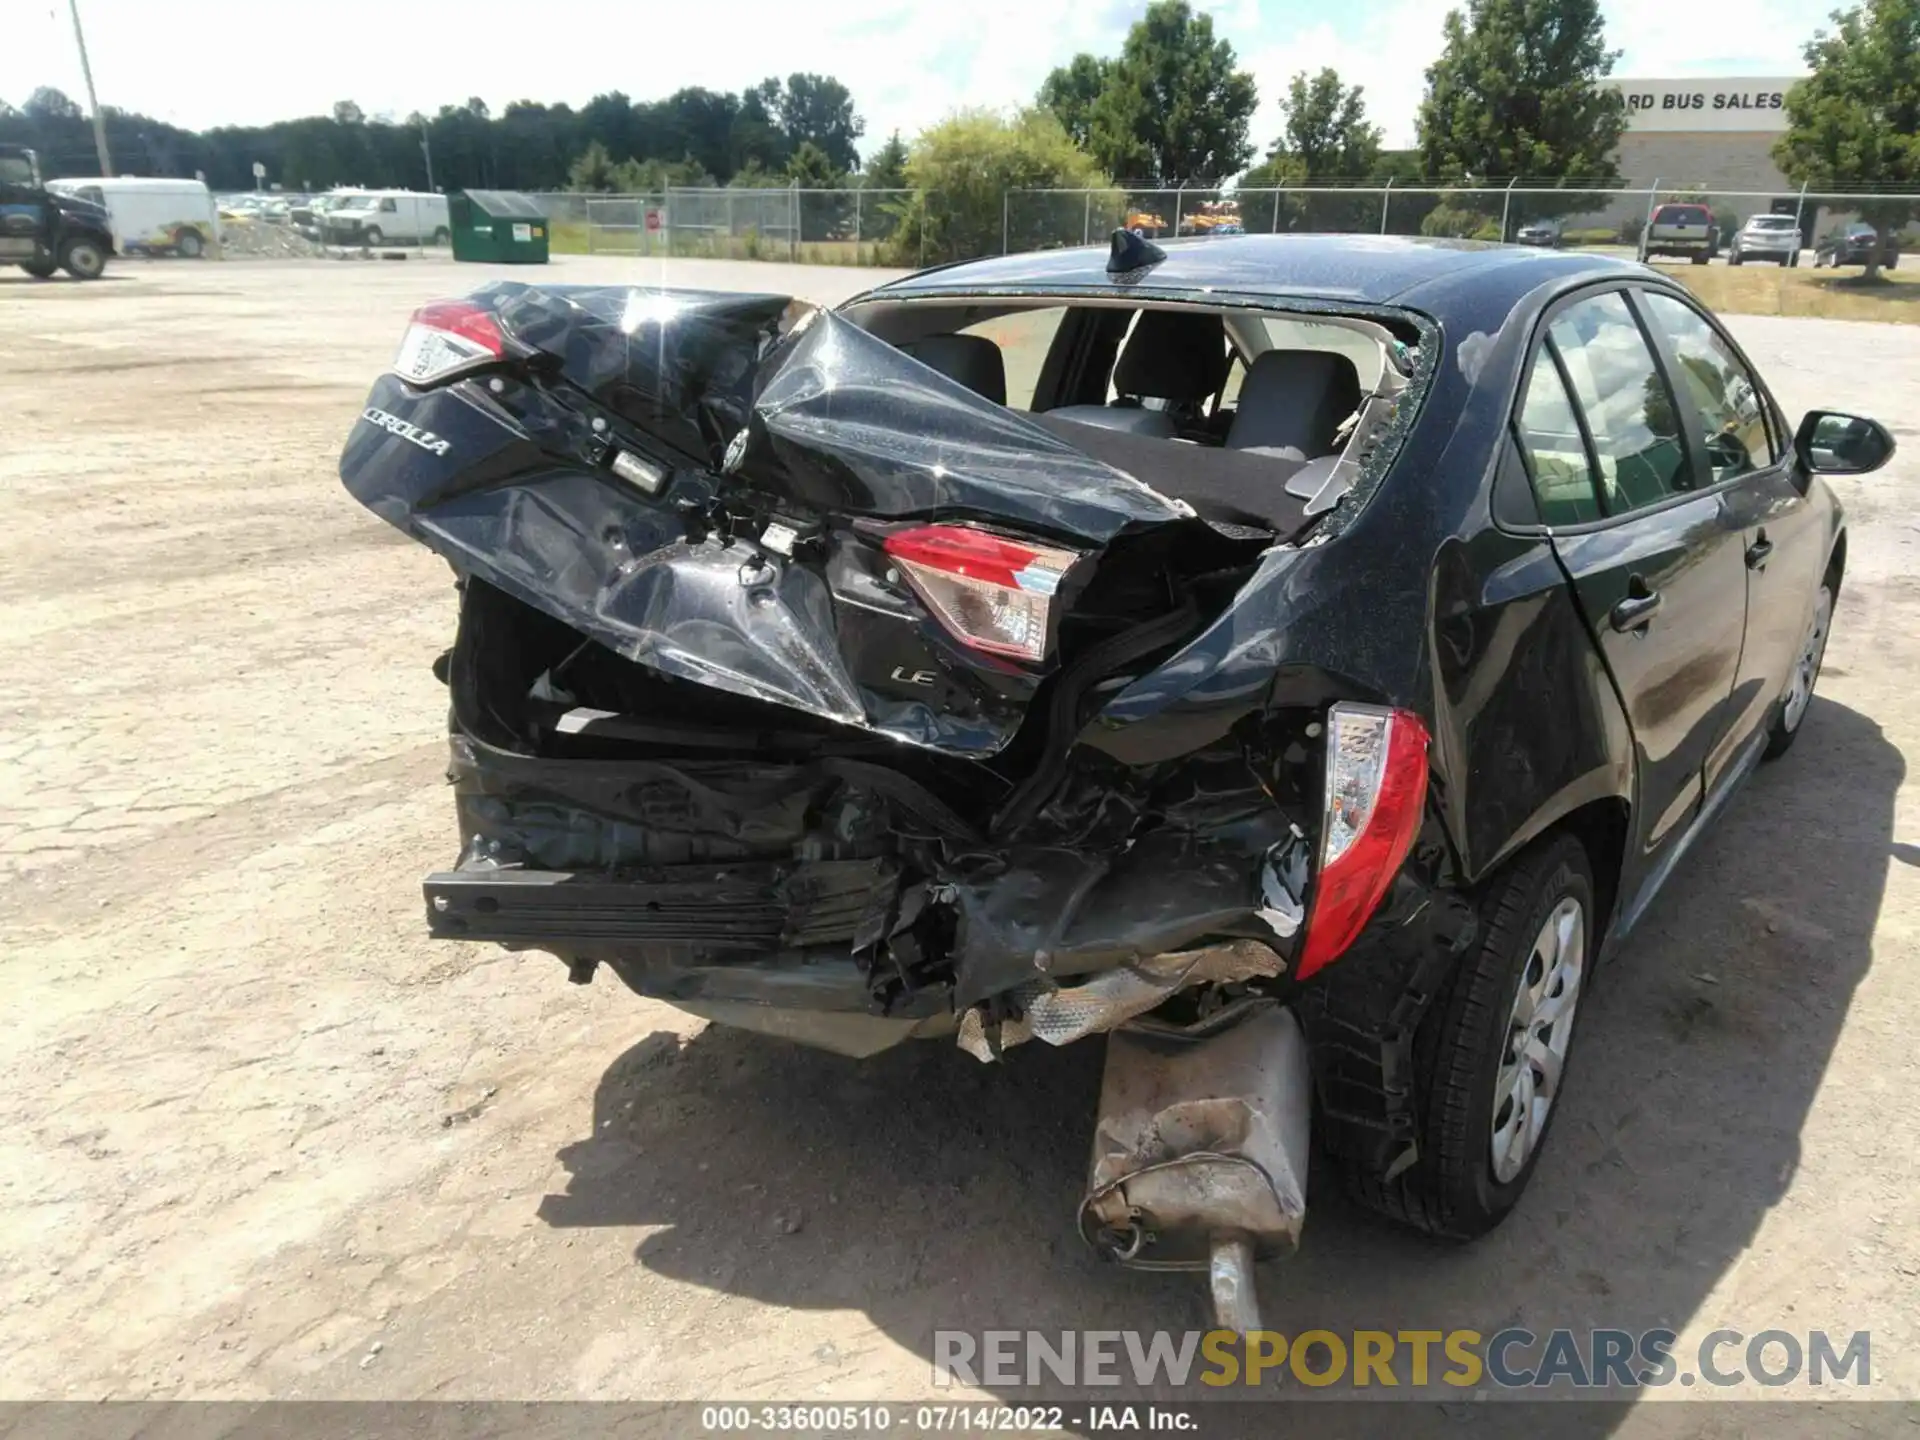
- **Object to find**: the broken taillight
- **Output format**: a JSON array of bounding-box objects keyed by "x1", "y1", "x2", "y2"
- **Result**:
[
  {"x1": 1296, "y1": 703, "x2": 1430, "y2": 979},
  {"x1": 883, "y1": 524, "x2": 1083, "y2": 663},
  {"x1": 392, "y1": 298, "x2": 505, "y2": 385}
]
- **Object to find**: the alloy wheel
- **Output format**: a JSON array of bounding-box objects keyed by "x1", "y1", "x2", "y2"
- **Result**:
[{"x1": 1490, "y1": 895, "x2": 1585, "y2": 1183}]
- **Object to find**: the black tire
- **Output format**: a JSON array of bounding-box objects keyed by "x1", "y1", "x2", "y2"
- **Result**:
[
  {"x1": 1781, "y1": 254, "x2": 1794, "y2": 267},
  {"x1": 431, "y1": 226, "x2": 451, "y2": 246},
  {"x1": 1691, "y1": 252, "x2": 1710, "y2": 265},
  {"x1": 20, "y1": 257, "x2": 58, "y2": 279},
  {"x1": 1730, "y1": 250, "x2": 1744, "y2": 266},
  {"x1": 362, "y1": 226, "x2": 384, "y2": 247},
  {"x1": 175, "y1": 228, "x2": 205, "y2": 259},
  {"x1": 1338, "y1": 834, "x2": 1596, "y2": 1241},
  {"x1": 58, "y1": 235, "x2": 107, "y2": 280},
  {"x1": 1764, "y1": 580, "x2": 1834, "y2": 760}
]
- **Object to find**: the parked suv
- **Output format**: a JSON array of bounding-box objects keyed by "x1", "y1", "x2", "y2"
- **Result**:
[
  {"x1": 0, "y1": 144, "x2": 114, "y2": 279},
  {"x1": 1815, "y1": 223, "x2": 1900, "y2": 270},
  {"x1": 1639, "y1": 202, "x2": 1718, "y2": 264},
  {"x1": 1730, "y1": 213, "x2": 1802, "y2": 267}
]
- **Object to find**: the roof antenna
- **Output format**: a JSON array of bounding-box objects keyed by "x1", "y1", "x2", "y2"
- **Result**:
[{"x1": 1106, "y1": 227, "x2": 1167, "y2": 280}]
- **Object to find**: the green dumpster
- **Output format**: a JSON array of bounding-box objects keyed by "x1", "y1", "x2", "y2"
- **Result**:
[{"x1": 450, "y1": 190, "x2": 550, "y2": 264}]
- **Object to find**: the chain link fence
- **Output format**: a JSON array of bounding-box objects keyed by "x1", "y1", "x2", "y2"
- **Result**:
[
  {"x1": 1003, "y1": 183, "x2": 1918, "y2": 264},
  {"x1": 554, "y1": 187, "x2": 922, "y2": 264}
]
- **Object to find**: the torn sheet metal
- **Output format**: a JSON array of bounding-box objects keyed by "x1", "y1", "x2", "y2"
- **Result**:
[
  {"x1": 738, "y1": 308, "x2": 1191, "y2": 542},
  {"x1": 955, "y1": 940, "x2": 1283, "y2": 1061},
  {"x1": 947, "y1": 813, "x2": 1307, "y2": 1008},
  {"x1": 340, "y1": 285, "x2": 1206, "y2": 757},
  {"x1": 1080, "y1": 1006, "x2": 1312, "y2": 1270}
]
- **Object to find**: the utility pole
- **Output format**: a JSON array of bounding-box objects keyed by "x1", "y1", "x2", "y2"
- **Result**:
[
  {"x1": 421, "y1": 126, "x2": 436, "y2": 191},
  {"x1": 67, "y1": 0, "x2": 113, "y2": 177}
]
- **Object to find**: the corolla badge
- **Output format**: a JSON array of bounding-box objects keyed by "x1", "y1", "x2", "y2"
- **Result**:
[{"x1": 360, "y1": 405, "x2": 452, "y2": 456}]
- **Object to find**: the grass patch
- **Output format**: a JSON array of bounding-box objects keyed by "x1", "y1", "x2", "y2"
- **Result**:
[
  {"x1": 549, "y1": 221, "x2": 591, "y2": 255},
  {"x1": 1663, "y1": 261, "x2": 1920, "y2": 323},
  {"x1": 542, "y1": 224, "x2": 896, "y2": 265}
]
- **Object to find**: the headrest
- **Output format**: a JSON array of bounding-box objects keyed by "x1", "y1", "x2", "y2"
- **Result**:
[
  {"x1": 1112, "y1": 310, "x2": 1230, "y2": 404},
  {"x1": 899, "y1": 334, "x2": 1008, "y2": 406},
  {"x1": 1226, "y1": 349, "x2": 1363, "y2": 456}
]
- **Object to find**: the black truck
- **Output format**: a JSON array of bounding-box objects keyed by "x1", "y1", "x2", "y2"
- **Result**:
[{"x1": 0, "y1": 145, "x2": 114, "y2": 280}]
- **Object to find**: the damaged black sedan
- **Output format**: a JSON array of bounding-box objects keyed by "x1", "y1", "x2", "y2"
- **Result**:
[{"x1": 341, "y1": 232, "x2": 1893, "y2": 1321}]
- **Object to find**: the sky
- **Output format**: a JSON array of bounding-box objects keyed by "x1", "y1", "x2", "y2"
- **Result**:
[{"x1": 3, "y1": 0, "x2": 1833, "y2": 159}]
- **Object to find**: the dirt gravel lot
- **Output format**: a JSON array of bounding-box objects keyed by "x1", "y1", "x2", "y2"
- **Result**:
[{"x1": 3, "y1": 255, "x2": 1920, "y2": 1421}]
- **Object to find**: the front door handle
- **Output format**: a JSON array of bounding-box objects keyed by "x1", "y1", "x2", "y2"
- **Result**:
[
  {"x1": 1610, "y1": 588, "x2": 1663, "y2": 632},
  {"x1": 1746, "y1": 534, "x2": 1774, "y2": 569}
]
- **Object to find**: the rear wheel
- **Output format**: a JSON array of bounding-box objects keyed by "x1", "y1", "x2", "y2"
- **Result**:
[
  {"x1": 362, "y1": 226, "x2": 384, "y2": 246},
  {"x1": 1730, "y1": 250, "x2": 1744, "y2": 266},
  {"x1": 1337, "y1": 834, "x2": 1595, "y2": 1240},
  {"x1": 175, "y1": 228, "x2": 205, "y2": 259},
  {"x1": 1691, "y1": 252, "x2": 1710, "y2": 265},
  {"x1": 58, "y1": 236, "x2": 107, "y2": 280},
  {"x1": 431, "y1": 226, "x2": 451, "y2": 246}
]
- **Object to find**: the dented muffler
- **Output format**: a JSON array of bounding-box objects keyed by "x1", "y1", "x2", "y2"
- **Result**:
[{"x1": 1079, "y1": 1006, "x2": 1311, "y2": 1332}]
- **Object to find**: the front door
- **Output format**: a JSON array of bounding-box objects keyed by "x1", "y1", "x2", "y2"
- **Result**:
[
  {"x1": 0, "y1": 151, "x2": 46, "y2": 262},
  {"x1": 1636, "y1": 290, "x2": 1828, "y2": 777},
  {"x1": 1514, "y1": 288, "x2": 1749, "y2": 859}
]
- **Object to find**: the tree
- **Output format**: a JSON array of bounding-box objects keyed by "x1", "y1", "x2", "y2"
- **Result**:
[
  {"x1": 861, "y1": 130, "x2": 909, "y2": 191},
  {"x1": 332, "y1": 100, "x2": 365, "y2": 127},
  {"x1": 1038, "y1": 54, "x2": 1112, "y2": 150},
  {"x1": 1085, "y1": 1, "x2": 1257, "y2": 182},
  {"x1": 785, "y1": 139, "x2": 843, "y2": 187},
  {"x1": 1238, "y1": 69, "x2": 1384, "y2": 232},
  {"x1": 567, "y1": 139, "x2": 620, "y2": 191},
  {"x1": 894, "y1": 107, "x2": 1114, "y2": 263},
  {"x1": 1272, "y1": 69, "x2": 1382, "y2": 180},
  {"x1": 1416, "y1": 0, "x2": 1625, "y2": 207},
  {"x1": 773, "y1": 73, "x2": 864, "y2": 174},
  {"x1": 1773, "y1": 0, "x2": 1920, "y2": 280},
  {"x1": 26, "y1": 86, "x2": 82, "y2": 121}
]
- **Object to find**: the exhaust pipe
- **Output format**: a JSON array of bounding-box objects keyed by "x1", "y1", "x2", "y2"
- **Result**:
[{"x1": 1078, "y1": 1006, "x2": 1311, "y2": 1333}]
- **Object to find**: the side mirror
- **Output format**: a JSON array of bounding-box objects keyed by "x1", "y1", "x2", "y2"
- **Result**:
[{"x1": 1795, "y1": 410, "x2": 1896, "y2": 476}]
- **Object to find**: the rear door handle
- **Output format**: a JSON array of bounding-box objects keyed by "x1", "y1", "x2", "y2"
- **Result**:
[
  {"x1": 1610, "y1": 589, "x2": 1663, "y2": 632},
  {"x1": 1746, "y1": 536, "x2": 1774, "y2": 568}
]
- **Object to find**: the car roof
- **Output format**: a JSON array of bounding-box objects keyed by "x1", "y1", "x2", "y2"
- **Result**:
[{"x1": 870, "y1": 232, "x2": 1642, "y2": 325}]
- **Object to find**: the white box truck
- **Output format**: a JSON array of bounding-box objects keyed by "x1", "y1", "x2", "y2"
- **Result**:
[
  {"x1": 45, "y1": 176, "x2": 219, "y2": 258},
  {"x1": 320, "y1": 191, "x2": 451, "y2": 248}
]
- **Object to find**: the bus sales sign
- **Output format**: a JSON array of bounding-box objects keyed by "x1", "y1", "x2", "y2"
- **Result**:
[{"x1": 1601, "y1": 77, "x2": 1801, "y2": 132}]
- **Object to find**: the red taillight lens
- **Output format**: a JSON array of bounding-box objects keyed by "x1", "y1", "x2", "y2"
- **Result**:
[
  {"x1": 882, "y1": 524, "x2": 1083, "y2": 663},
  {"x1": 392, "y1": 298, "x2": 505, "y2": 385},
  {"x1": 1296, "y1": 703, "x2": 1431, "y2": 980}
]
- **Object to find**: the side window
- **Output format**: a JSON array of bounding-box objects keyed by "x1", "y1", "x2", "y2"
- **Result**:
[
  {"x1": 1640, "y1": 292, "x2": 1777, "y2": 481},
  {"x1": 1218, "y1": 352, "x2": 1247, "y2": 409},
  {"x1": 78, "y1": 185, "x2": 105, "y2": 207},
  {"x1": 380, "y1": 197, "x2": 398, "y2": 213},
  {"x1": 1516, "y1": 353, "x2": 1602, "y2": 524},
  {"x1": 1547, "y1": 291, "x2": 1690, "y2": 515},
  {"x1": 961, "y1": 306, "x2": 1067, "y2": 411}
]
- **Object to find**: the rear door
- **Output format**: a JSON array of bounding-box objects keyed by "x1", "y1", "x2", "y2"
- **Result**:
[{"x1": 1515, "y1": 287, "x2": 1749, "y2": 856}]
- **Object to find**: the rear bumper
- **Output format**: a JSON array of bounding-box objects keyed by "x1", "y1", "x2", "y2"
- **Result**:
[{"x1": 424, "y1": 860, "x2": 898, "y2": 951}]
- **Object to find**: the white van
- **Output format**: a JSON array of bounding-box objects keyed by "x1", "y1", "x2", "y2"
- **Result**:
[
  {"x1": 320, "y1": 190, "x2": 450, "y2": 247},
  {"x1": 45, "y1": 176, "x2": 219, "y2": 258}
]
